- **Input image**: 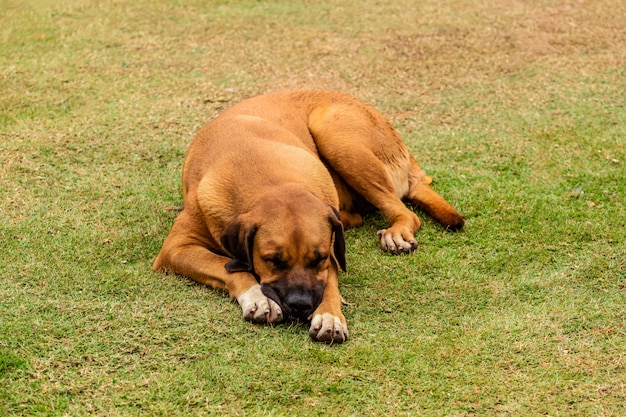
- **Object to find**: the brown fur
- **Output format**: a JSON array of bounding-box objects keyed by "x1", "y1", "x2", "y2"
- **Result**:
[{"x1": 153, "y1": 91, "x2": 464, "y2": 343}]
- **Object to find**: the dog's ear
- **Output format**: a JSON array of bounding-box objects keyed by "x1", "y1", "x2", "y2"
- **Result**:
[
  {"x1": 329, "y1": 206, "x2": 346, "y2": 272},
  {"x1": 220, "y1": 214, "x2": 258, "y2": 273}
]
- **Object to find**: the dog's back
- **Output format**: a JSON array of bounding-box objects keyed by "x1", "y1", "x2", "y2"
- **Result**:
[{"x1": 182, "y1": 112, "x2": 339, "y2": 235}]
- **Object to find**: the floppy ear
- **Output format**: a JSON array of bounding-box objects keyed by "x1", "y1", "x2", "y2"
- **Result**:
[
  {"x1": 329, "y1": 206, "x2": 346, "y2": 272},
  {"x1": 220, "y1": 214, "x2": 258, "y2": 273}
]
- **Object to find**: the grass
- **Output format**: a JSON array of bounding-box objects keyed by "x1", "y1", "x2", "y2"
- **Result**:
[{"x1": 1, "y1": 0, "x2": 625, "y2": 415}]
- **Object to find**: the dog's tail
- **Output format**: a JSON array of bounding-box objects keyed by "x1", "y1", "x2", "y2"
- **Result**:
[{"x1": 406, "y1": 159, "x2": 464, "y2": 231}]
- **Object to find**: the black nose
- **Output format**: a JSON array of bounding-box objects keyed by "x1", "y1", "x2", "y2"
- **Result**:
[{"x1": 286, "y1": 291, "x2": 314, "y2": 318}]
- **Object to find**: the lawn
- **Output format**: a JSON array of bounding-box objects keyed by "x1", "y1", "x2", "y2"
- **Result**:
[{"x1": 1, "y1": 0, "x2": 625, "y2": 415}]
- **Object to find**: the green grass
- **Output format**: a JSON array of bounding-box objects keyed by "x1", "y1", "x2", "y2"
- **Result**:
[{"x1": 1, "y1": 0, "x2": 625, "y2": 415}]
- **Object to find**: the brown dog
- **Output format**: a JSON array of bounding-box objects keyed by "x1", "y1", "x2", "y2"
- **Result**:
[{"x1": 153, "y1": 91, "x2": 464, "y2": 343}]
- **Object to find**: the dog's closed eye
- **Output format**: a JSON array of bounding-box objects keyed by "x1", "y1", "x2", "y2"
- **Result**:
[
  {"x1": 263, "y1": 255, "x2": 289, "y2": 270},
  {"x1": 308, "y1": 252, "x2": 329, "y2": 269}
]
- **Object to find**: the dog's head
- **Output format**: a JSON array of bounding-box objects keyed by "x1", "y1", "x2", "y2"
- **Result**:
[{"x1": 220, "y1": 191, "x2": 345, "y2": 322}]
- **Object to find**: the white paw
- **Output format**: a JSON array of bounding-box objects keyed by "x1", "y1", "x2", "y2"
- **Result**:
[
  {"x1": 377, "y1": 228, "x2": 418, "y2": 254},
  {"x1": 309, "y1": 313, "x2": 348, "y2": 344},
  {"x1": 236, "y1": 284, "x2": 283, "y2": 324}
]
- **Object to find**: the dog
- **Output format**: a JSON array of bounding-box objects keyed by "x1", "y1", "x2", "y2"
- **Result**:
[{"x1": 153, "y1": 91, "x2": 464, "y2": 344}]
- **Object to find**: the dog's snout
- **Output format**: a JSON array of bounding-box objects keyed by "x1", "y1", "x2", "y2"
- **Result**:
[
  {"x1": 263, "y1": 281, "x2": 323, "y2": 322},
  {"x1": 286, "y1": 291, "x2": 314, "y2": 316}
]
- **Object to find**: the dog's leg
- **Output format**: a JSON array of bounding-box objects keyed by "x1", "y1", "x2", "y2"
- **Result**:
[
  {"x1": 406, "y1": 158, "x2": 465, "y2": 230},
  {"x1": 308, "y1": 263, "x2": 348, "y2": 343},
  {"x1": 309, "y1": 108, "x2": 421, "y2": 254},
  {"x1": 153, "y1": 215, "x2": 283, "y2": 323}
]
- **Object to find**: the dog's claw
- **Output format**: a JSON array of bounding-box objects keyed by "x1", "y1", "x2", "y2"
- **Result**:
[
  {"x1": 237, "y1": 284, "x2": 283, "y2": 324},
  {"x1": 309, "y1": 313, "x2": 348, "y2": 344}
]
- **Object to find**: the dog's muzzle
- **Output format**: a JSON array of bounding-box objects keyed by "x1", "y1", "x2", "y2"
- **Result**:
[{"x1": 261, "y1": 283, "x2": 318, "y2": 322}]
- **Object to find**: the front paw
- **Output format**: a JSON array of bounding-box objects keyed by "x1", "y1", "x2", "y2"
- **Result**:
[
  {"x1": 237, "y1": 284, "x2": 283, "y2": 324},
  {"x1": 377, "y1": 227, "x2": 418, "y2": 254},
  {"x1": 309, "y1": 312, "x2": 348, "y2": 344}
]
